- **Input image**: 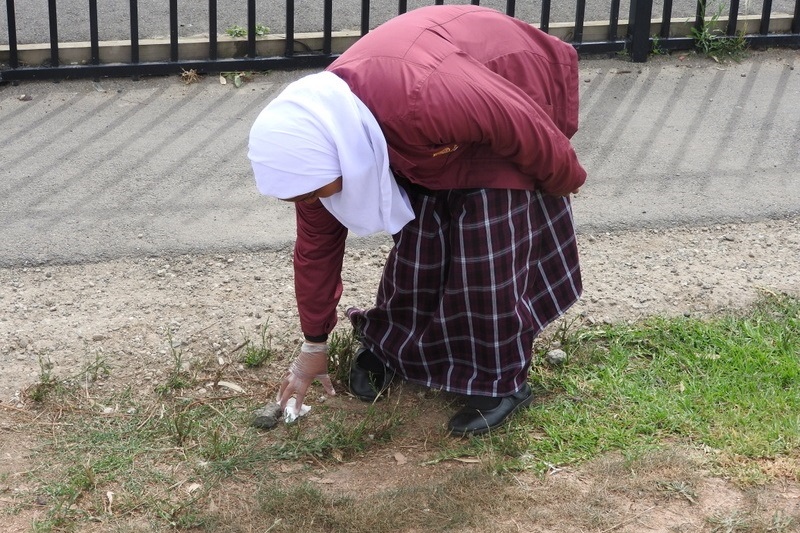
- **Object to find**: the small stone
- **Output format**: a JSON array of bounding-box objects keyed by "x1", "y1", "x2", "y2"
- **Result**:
[
  {"x1": 251, "y1": 403, "x2": 282, "y2": 429},
  {"x1": 546, "y1": 349, "x2": 568, "y2": 366},
  {"x1": 19, "y1": 94, "x2": 33, "y2": 101}
]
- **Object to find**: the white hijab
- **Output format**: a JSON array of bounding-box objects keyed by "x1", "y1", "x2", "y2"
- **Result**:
[{"x1": 248, "y1": 71, "x2": 414, "y2": 236}]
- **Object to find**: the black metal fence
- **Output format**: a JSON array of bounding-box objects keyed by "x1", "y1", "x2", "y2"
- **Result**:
[{"x1": 2, "y1": 0, "x2": 799, "y2": 82}]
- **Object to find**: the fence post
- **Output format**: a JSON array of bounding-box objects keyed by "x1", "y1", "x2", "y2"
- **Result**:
[
  {"x1": 5, "y1": 0, "x2": 19, "y2": 69},
  {"x1": 47, "y1": 0, "x2": 59, "y2": 67},
  {"x1": 627, "y1": 0, "x2": 653, "y2": 62}
]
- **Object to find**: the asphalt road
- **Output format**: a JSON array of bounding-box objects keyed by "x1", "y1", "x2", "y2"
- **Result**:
[
  {"x1": 2, "y1": 0, "x2": 798, "y2": 45},
  {"x1": 1, "y1": 51, "x2": 798, "y2": 268}
]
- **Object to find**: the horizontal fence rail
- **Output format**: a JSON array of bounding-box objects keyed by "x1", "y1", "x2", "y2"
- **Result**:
[{"x1": 1, "y1": 0, "x2": 799, "y2": 82}]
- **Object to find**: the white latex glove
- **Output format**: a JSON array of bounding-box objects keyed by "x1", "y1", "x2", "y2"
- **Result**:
[{"x1": 277, "y1": 341, "x2": 336, "y2": 415}]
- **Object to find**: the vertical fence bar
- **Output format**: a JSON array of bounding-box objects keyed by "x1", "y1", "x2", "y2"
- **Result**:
[
  {"x1": 89, "y1": 0, "x2": 100, "y2": 64},
  {"x1": 361, "y1": 0, "x2": 370, "y2": 35},
  {"x1": 760, "y1": 0, "x2": 773, "y2": 34},
  {"x1": 47, "y1": 0, "x2": 60, "y2": 67},
  {"x1": 727, "y1": 0, "x2": 740, "y2": 36},
  {"x1": 470, "y1": 0, "x2": 480, "y2": 6},
  {"x1": 434, "y1": 0, "x2": 444, "y2": 4},
  {"x1": 609, "y1": 0, "x2": 620, "y2": 40},
  {"x1": 574, "y1": 0, "x2": 586, "y2": 43},
  {"x1": 285, "y1": 0, "x2": 295, "y2": 56},
  {"x1": 209, "y1": 0, "x2": 218, "y2": 60},
  {"x1": 694, "y1": 0, "x2": 705, "y2": 36},
  {"x1": 506, "y1": 0, "x2": 516, "y2": 17},
  {"x1": 247, "y1": 0, "x2": 256, "y2": 56},
  {"x1": 660, "y1": 0, "x2": 673, "y2": 38},
  {"x1": 398, "y1": 0, "x2": 408, "y2": 15},
  {"x1": 130, "y1": 0, "x2": 140, "y2": 64},
  {"x1": 793, "y1": 0, "x2": 799, "y2": 33},
  {"x1": 6, "y1": 0, "x2": 19, "y2": 68},
  {"x1": 323, "y1": 0, "x2": 333, "y2": 53},
  {"x1": 541, "y1": 0, "x2": 551, "y2": 32},
  {"x1": 169, "y1": 0, "x2": 178, "y2": 61},
  {"x1": 628, "y1": 0, "x2": 654, "y2": 62}
]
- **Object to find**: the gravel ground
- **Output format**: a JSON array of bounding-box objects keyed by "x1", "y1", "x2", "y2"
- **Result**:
[{"x1": 1, "y1": 216, "x2": 799, "y2": 405}]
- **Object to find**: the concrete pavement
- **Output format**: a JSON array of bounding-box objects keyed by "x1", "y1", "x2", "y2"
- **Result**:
[{"x1": 0, "y1": 50, "x2": 798, "y2": 268}]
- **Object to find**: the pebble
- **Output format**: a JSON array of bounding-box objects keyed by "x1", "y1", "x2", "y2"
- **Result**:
[
  {"x1": 251, "y1": 403, "x2": 282, "y2": 429},
  {"x1": 546, "y1": 349, "x2": 568, "y2": 366}
]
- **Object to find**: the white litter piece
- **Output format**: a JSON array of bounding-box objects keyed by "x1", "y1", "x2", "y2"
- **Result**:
[{"x1": 283, "y1": 398, "x2": 311, "y2": 424}]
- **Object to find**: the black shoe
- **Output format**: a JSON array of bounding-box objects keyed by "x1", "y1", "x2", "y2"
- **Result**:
[
  {"x1": 348, "y1": 347, "x2": 394, "y2": 402},
  {"x1": 447, "y1": 383, "x2": 533, "y2": 436}
]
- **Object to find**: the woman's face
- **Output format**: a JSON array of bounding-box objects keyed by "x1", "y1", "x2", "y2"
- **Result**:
[{"x1": 285, "y1": 176, "x2": 343, "y2": 204}]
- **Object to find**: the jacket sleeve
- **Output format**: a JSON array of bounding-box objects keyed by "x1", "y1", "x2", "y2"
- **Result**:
[
  {"x1": 293, "y1": 200, "x2": 348, "y2": 341},
  {"x1": 409, "y1": 51, "x2": 586, "y2": 195}
]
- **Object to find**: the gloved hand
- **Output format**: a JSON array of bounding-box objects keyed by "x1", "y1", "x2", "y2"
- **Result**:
[{"x1": 277, "y1": 341, "x2": 336, "y2": 415}]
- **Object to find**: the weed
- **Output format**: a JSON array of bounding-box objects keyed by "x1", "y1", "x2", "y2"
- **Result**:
[
  {"x1": 767, "y1": 510, "x2": 795, "y2": 532},
  {"x1": 328, "y1": 328, "x2": 359, "y2": 384},
  {"x1": 651, "y1": 34, "x2": 667, "y2": 56},
  {"x1": 220, "y1": 70, "x2": 255, "y2": 88},
  {"x1": 27, "y1": 354, "x2": 57, "y2": 402},
  {"x1": 240, "y1": 321, "x2": 276, "y2": 368},
  {"x1": 172, "y1": 403, "x2": 198, "y2": 447},
  {"x1": 154, "y1": 331, "x2": 195, "y2": 396},
  {"x1": 81, "y1": 352, "x2": 110, "y2": 383},
  {"x1": 657, "y1": 480, "x2": 698, "y2": 504},
  {"x1": 707, "y1": 510, "x2": 752, "y2": 531},
  {"x1": 225, "y1": 24, "x2": 246, "y2": 38},
  {"x1": 692, "y1": 1, "x2": 748, "y2": 61},
  {"x1": 180, "y1": 68, "x2": 200, "y2": 84},
  {"x1": 225, "y1": 23, "x2": 270, "y2": 38}
]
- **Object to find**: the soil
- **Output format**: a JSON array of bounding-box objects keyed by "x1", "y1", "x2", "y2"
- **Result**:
[{"x1": 2, "y1": 216, "x2": 800, "y2": 531}]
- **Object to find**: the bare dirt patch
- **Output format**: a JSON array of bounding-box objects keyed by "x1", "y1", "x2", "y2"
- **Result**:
[{"x1": 2, "y1": 217, "x2": 799, "y2": 531}]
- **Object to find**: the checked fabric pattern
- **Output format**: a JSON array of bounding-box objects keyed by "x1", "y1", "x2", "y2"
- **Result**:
[{"x1": 349, "y1": 187, "x2": 582, "y2": 397}]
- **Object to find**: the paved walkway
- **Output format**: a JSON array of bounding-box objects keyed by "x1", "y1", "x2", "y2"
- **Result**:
[{"x1": 0, "y1": 50, "x2": 798, "y2": 267}]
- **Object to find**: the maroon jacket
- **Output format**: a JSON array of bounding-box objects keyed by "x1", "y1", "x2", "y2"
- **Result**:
[{"x1": 295, "y1": 5, "x2": 586, "y2": 339}]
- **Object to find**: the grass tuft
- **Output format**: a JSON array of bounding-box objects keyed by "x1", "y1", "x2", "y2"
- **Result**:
[
  {"x1": 692, "y1": 0, "x2": 748, "y2": 61},
  {"x1": 239, "y1": 321, "x2": 277, "y2": 368}
]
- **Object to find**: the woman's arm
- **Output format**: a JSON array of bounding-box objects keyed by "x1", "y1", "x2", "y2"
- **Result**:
[{"x1": 293, "y1": 199, "x2": 348, "y2": 341}]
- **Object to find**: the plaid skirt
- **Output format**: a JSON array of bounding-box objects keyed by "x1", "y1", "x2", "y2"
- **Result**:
[{"x1": 349, "y1": 187, "x2": 582, "y2": 397}]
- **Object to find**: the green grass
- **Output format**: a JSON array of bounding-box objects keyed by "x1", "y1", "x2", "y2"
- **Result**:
[
  {"x1": 9, "y1": 292, "x2": 800, "y2": 531},
  {"x1": 513, "y1": 292, "x2": 800, "y2": 473}
]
